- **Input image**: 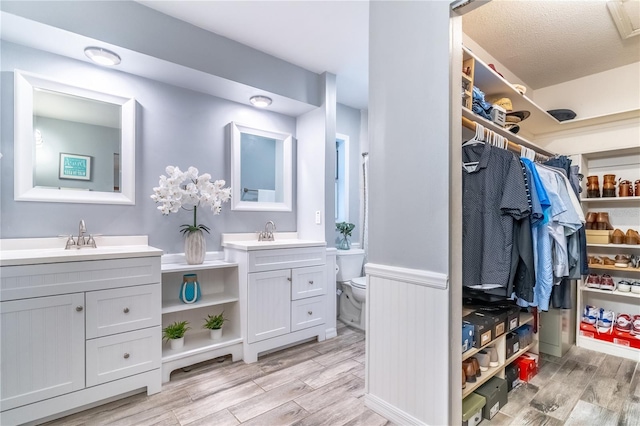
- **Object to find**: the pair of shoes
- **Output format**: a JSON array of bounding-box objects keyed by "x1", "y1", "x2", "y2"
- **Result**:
[
  {"x1": 599, "y1": 256, "x2": 616, "y2": 266},
  {"x1": 462, "y1": 358, "x2": 481, "y2": 383},
  {"x1": 617, "y1": 314, "x2": 640, "y2": 335},
  {"x1": 595, "y1": 212, "x2": 614, "y2": 230},
  {"x1": 618, "y1": 280, "x2": 632, "y2": 292},
  {"x1": 585, "y1": 274, "x2": 615, "y2": 290},
  {"x1": 612, "y1": 229, "x2": 625, "y2": 244},
  {"x1": 476, "y1": 346, "x2": 499, "y2": 368},
  {"x1": 588, "y1": 256, "x2": 602, "y2": 265},
  {"x1": 615, "y1": 255, "x2": 630, "y2": 268}
]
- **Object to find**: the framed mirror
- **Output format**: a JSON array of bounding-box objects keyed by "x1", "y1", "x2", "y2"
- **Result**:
[
  {"x1": 14, "y1": 70, "x2": 136, "y2": 204},
  {"x1": 229, "y1": 122, "x2": 292, "y2": 212}
]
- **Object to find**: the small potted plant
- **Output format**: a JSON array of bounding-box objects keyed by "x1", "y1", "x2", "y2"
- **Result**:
[
  {"x1": 163, "y1": 320, "x2": 190, "y2": 350},
  {"x1": 336, "y1": 222, "x2": 355, "y2": 250},
  {"x1": 203, "y1": 312, "x2": 227, "y2": 341}
]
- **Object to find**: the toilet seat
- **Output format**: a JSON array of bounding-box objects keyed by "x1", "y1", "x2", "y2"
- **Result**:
[{"x1": 351, "y1": 276, "x2": 366, "y2": 289}]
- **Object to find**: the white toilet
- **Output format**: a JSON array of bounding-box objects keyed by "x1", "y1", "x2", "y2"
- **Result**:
[{"x1": 336, "y1": 248, "x2": 367, "y2": 331}]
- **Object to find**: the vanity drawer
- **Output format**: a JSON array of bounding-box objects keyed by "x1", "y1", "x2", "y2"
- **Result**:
[
  {"x1": 86, "y1": 284, "x2": 161, "y2": 338},
  {"x1": 86, "y1": 326, "x2": 161, "y2": 387},
  {"x1": 291, "y1": 266, "x2": 326, "y2": 300},
  {"x1": 291, "y1": 296, "x2": 325, "y2": 332},
  {"x1": 248, "y1": 247, "x2": 325, "y2": 273}
]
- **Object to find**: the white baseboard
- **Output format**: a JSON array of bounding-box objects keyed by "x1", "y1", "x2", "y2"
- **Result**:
[
  {"x1": 325, "y1": 327, "x2": 338, "y2": 339},
  {"x1": 365, "y1": 394, "x2": 426, "y2": 426}
]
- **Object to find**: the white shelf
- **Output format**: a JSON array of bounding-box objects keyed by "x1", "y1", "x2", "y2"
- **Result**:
[
  {"x1": 162, "y1": 331, "x2": 242, "y2": 362},
  {"x1": 581, "y1": 196, "x2": 640, "y2": 204},
  {"x1": 581, "y1": 146, "x2": 640, "y2": 160},
  {"x1": 462, "y1": 362, "x2": 503, "y2": 398},
  {"x1": 588, "y1": 264, "x2": 640, "y2": 274},
  {"x1": 162, "y1": 292, "x2": 239, "y2": 314},
  {"x1": 581, "y1": 286, "x2": 640, "y2": 300},
  {"x1": 577, "y1": 334, "x2": 640, "y2": 362},
  {"x1": 587, "y1": 243, "x2": 640, "y2": 249},
  {"x1": 161, "y1": 259, "x2": 237, "y2": 273}
]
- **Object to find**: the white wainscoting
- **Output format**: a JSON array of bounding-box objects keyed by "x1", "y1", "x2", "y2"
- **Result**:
[{"x1": 365, "y1": 263, "x2": 450, "y2": 426}]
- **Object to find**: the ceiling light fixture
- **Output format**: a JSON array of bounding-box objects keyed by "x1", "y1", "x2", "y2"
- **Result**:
[
  {"x1": 250, "y1": 95, "x2": 272, "y2": 108},
  {"x1": 84, "y1": 47, "x2": 121, "y2": 66}
]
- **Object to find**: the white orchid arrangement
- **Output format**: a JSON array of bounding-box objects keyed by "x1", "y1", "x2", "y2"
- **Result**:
[{"x1": 151, "y1": 166, "x2": 231, "y2": 235}]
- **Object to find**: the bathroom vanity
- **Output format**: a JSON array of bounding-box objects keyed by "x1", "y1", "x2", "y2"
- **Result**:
[
  {"x1": 0, "y1": 236, "x2": 163, "y2": 425},
  {"x1": 222, "y1": 233, "x2": 336, "y2": 363}
]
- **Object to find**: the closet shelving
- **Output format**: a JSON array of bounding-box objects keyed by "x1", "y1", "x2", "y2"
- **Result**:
[
  {"x1": 575, "y1": 147, "x2": 640, "y2": 362},
  {"x1": 160, "y1": 254, "x2": 243, "y2": 382},
  {"x1": 462, "y1": 313, "x2": 536, "y2": 398},
  {"x1": 463, "y1": 46, "x2": 640, "y2": 136}
]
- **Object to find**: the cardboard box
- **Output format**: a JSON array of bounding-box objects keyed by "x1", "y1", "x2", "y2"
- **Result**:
[
  {"x1": 474, "y1": 377, "x2": 508, "y2": 420},
  {"x1": 516, "y1": 354, "x2": 537, "y2": 382},
  {"x1": 500, "y1": 305, "x2": 521, "y2": 331},
  {"x1": 505, "y1": 363, "x2": 521, "y2": 392},
  {"x1": 467, "y1": 304, "x2": 518, "y2": 337},
  {"x1": 505, "y1": 332, "x2": 520, "y2": 359},
  {"x1": 580, "y1": 323, "x2": 640, "y2": 349},
  {"x1": 515, "y1": 324, "x2": 533, "y2": 348},
  {"x1": 585, "y1": 230, "x2": 611, "y2": 244},
  {"x1": 462, "y1": 393, "x2": 485, "y2": 426},
  {"x1": 462, "y1": 323, "x2": 475, "y2": 353},
  {"x1": 463, "y1": 312, "x2": 494, "y2": 348}
]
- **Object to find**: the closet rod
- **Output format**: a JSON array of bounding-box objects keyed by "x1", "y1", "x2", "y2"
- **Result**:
[{"x1": 461, "y1": 116, "x2": 550, "y2": 162}]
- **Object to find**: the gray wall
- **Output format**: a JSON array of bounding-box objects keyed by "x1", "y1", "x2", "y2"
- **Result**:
[
  {"x1": 34, "y1": 117, "x2": 120, "y2": 192},
  {"x1": 1, "y1": 42, "x2": 297, "y2": 254},
  {"x1": 335, "y1": 103, "x2": 362, "y2": 246}
]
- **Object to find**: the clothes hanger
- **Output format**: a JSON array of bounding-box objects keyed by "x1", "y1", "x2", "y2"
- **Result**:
[{"x1": 462, "y1": 122, "x2": 486, "y2": 147}]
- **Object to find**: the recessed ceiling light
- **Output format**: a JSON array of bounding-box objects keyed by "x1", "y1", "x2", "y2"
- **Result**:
[
  {"x1": 84, "y1": 47, "x2": 121, "y2": 66},
  {"x1": 250, "y1": 95, "x2": 272, "y2": 108}
]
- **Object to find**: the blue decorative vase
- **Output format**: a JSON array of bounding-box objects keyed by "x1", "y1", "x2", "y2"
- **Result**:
[{"x1": 180, "y1": 273, "x2": 201, "y2": 304}]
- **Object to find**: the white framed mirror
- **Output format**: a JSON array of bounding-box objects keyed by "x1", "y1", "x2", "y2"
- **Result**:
[
  {"x1": 229, "y1": 122, "x2": 292, "y2": 212},
  {"x1": 14, "y1": 70, "x2": 136, "y2": 205}
]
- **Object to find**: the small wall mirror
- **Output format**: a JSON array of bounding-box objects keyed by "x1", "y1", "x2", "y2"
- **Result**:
[
  {"x1": 14, "y1": 70, "x2": 136, "y2": 204},
  {"x1": 229, "y1": 122, "x2": 292, "y2": 212}
]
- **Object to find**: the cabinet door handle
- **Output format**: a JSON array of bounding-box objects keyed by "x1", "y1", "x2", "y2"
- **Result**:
[
  {"x1": 308, "y1": 280, "x2": 314, "y2": 285},
  {"x1": 308, "y1": 310, "x2": 313, "y2": 315},
  {"x1": 76, "y1": 306, "x2": 83, "y2": 312},
  {"x1": 287, "y1": 277, "x2": 292, "y2": 281},
  {"x1": 124, "y1": 353, "x2": 130, "y2": 359},
  {"x1": 123, "y1": 307, "x2": 130, "y2": 314}
]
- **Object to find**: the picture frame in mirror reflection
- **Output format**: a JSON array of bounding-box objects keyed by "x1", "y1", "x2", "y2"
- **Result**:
[{"x1": 59, "y1": 153, "x2": 92, "y2": 181}]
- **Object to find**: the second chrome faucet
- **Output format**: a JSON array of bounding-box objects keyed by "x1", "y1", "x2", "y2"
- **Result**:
[{"x1": 258, "y1": 220, "x2": 276, "y2": 241}]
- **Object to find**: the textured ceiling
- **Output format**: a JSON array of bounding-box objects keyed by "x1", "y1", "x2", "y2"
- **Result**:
[{"x1": 462, "y1": 0, "x2": 640, "y2": 89}]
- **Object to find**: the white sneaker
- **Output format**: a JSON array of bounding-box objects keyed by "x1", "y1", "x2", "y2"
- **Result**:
[
  {"x1": 582, "y1": 305, "x2": 598, "y2": 325},
  {"x1": 597, "y1": 308, "x2": 615, "y2": 334}
]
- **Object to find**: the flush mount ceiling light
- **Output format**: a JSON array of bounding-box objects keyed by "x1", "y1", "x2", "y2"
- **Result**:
[
  {"x1": 84, "y1": 47, "x2": 121, "y2": 66},
  {"x1": 249, "y1": 95, "x2": 272, "y2": 108}
]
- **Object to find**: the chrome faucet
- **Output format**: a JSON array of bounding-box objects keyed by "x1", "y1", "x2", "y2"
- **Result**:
[
  {"x1": 77, "y1": 220, "x2": 87, "y2": 247},
  {"x1": 258, "y1": 221, "x2": 276, "y2": 241},
  {"x1": 63, "y1": 220, "x2": 97, "y2": 249}
]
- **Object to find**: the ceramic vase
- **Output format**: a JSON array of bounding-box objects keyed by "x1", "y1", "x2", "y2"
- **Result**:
[
  {"x1": 185, "y1": 230, "x2": 206, "y2": 265},
  {"x1": 210, "y1": 328, "x2": 223, "y2": 341},
  {"x1": 170, "y1": 336, "x2": 184, "y2": 350}
]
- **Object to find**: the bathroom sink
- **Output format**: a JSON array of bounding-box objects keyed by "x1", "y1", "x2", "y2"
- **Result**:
[
  {"x1": 221, "y1": 232, "x2": 326, "y2": 251},
  {"x1": 0, "y1": 236, "x2": 162, "y2": 266}
]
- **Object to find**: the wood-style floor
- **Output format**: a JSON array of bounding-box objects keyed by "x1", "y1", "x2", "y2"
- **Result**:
[
  {"x1": 44, "y1": 322, "x2": 390, "y2": 426},
  {"x1": 44, "y1": 323, "x2": 640, "y2": 426}
]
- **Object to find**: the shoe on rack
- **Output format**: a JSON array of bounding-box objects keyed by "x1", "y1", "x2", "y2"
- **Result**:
[
  {"x1": 597, "y1": 308, "x2": 615, "y2": 334},
  {"x1": 588, "y1": 256, "x2": 602, "y2": 265},
  {"x1": 582, "y1": 305, "x2": 599, "y2": 325},
  {"x1": 475, "y1": 351, "x2": 490, "y2": 372},
  {"x1": 631, "y1": 315, "x2": 640, "y2": 336},
  {"x1": 626, "y1": 229, "x2": 640, "y2": 245},
  {"x1": 462, "y1": 367, "x2": 467, "y2": 389},
  {"x1": 586, "y1": 273, "x2": 601, "y2": 288},
  {"x1": 596, "y1": 212, "x2": 614, "y2": 230},
  {"x1": 585, "y1": 212, "x2": 598, "y2": 229},
  {"x1": 470, "y1": 357, "x2": 481, "y2": 377},
  {"x1": 462, "y1": 360, "x2": 477, "y2": 383},
  {"x1": 618, "y1": 280, "x2": 632, "y2": 292},
  {"x1": 615, "y1": 255, "x2": 630, "y2": 268},
  {"x1": 601, "y1": 256, "x2": 616, "y2": 266},
  {"x1": 612, "y1": 229, "x2": 625, "y2": 245},
  {"x1": 485, "y1": 346, "x2": 499, "y2": 367},
  {"x1": 631, "y1": 254, "x2": 639, "y2": 269},
  {"x1": 632, "y1": 282, "x2": 640, "y2": 294},
  {"x1": 600, "y1": 274, "x2": 616, "y2": 291},
  {"x1": 616, "y1": 314, "x2": 632, "y2": 333}
]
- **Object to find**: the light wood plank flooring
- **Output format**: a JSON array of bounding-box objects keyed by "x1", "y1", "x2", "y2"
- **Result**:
[
  {"x1": 44, "y1": 322, "x2": 390, "y2": 426},
  {"x1": 43, "y1": 323, "x2": 640, "y2": 426}
]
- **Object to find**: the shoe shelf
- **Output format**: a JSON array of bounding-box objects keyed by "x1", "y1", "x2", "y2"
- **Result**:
[
  {"x1": 581, "y1": 196, "x2": 640, "y2": 204},
  {"x1": 576, "y1": 334, "x2": 640, "y2": 362},
  {"x1": 582, "y1": 286, "x2": 640, "y2": 300},
  {"x1": 588, "y1": 264, "x2": 640, "y2": 274},
  {"x1": 587, "y1": 243, "x2": 640, "y2": 249},
  {"x1": 462, "y1": 312, "x2": 534, "y2": 362},
  {"x1": 505, "y1": 340, "x2": 537, "y2": 367},
  {"x1": 462, "y1": 362, "x2": 504, "y2": 398}
]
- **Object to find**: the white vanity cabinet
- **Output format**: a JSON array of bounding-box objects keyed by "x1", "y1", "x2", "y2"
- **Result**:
[
  {"x1": 0, "y1": 237, "x2": 163, "y2": 426},
  {"x1": 222, "y1": 234, "x2": 334, "y2": 363}
]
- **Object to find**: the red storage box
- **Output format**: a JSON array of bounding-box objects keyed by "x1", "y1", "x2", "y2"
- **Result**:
[{"x1": 515, "y1": 354, "x2": 537, "y2": 382}]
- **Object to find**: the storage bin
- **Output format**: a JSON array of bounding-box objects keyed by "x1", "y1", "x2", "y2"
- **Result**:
[
  {"x1": 474, "y1": 377, "x2": 508, "y2": 420},
  {"x1": 516, "y1": 354, "x2": 537, "y2": 382},
  {"x1": 463, "y1": 312, "x2": 493, "y2": 348},
  {"x1": 505, "y1": 332, "x2": 520, "y2": 359},
  {"x1": 462, "y1": 393, "x2": 486, "y2": 426},
  {"x1": 462, "y1": 323, "x2": 475, "y2": 353},
  {"x1": 585, "y1": 230, "x2": 611, "y2": 244},
  {"x1": 505, "y1": 362, "x2": 520, "y2": 391}
]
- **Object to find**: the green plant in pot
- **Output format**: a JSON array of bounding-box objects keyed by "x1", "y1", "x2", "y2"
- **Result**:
[
  {"x1": 203, "y1": 312, "x2": 228, "y2": 341},
  {"x1": 163, "y1": 320, "x2": 190, "y2": 350},
  {"x1": 336, "y1": 222, "x2": 355, "y2": 250}
]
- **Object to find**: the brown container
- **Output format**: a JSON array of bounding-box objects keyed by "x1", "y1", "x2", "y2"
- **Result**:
[{"x1": 586, "y1": 230, "x2": 611, "y2": 244}]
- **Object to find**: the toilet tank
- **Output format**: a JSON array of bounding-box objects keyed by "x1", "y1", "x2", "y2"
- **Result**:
[{"x1": 335, "y1": 249, "x2": 365, "y2": 282}]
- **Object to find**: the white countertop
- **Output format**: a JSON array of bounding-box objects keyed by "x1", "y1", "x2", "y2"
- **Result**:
[
  {"x1": 221, "y1": 232, "x2": 326, "y2": 251},
  {"x1": 0, "y1": 236, "x2": 163, "y2": 266}
]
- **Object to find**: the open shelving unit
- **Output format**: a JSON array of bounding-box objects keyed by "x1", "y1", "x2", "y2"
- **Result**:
[{"x1": 160, "y1": 254, "x2": 243, "y2": 382}]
